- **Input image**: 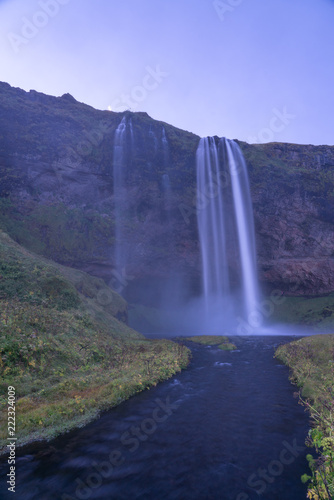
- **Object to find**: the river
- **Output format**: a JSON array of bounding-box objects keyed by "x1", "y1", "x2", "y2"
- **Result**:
[{"x1": 0, "y1": 336, "x2": 310, "y2": 499}]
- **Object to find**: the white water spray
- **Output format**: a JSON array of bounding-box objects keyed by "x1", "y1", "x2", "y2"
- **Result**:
[
  {"x1": 113, "y1": 116, "x2": 134, "y2": 280},
  {"x1": 196, "y1": 137, "x2": 259, "y2": 329}
]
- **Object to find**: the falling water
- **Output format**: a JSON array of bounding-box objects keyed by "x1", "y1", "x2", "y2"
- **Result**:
[
  {"x1": 113, "y1": 116, "x2": 132, "y2": 283},
  {"x1": 161, "y1": 127, "x2": 172, "y2": 219},
  {"x1": 149, "y1": 126, "x2": 158, "y2": 154},
  {"x1": 197, "y1": 138, "x2": 229, "y2": 304},
  {"x1": 129, "y1": 118, "x2": 135, "y2": 154},
  {"x1": 162, "y1": 173, "x2": 171, "y2": 192},
  {"x1": 196, "y1": 137, "x2": 259, "y2": 327},
  {"x1": 220, "y1": 138, "x2": 259, "y2": 318},
  {"x1": 162, "y1": 126, "x2": 169, "y2": 166}
]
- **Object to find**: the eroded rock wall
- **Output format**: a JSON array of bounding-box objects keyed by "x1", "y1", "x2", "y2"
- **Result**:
[{"x1": 0, "y1": 82, "x2": 334, "y2": 299}]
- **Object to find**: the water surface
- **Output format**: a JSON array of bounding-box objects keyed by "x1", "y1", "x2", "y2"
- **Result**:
[{"x1": 0, "y1": 336, "x2": 310, "y2": 499}]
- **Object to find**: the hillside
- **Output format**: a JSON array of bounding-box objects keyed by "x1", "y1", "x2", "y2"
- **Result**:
[
  {"x1": 0, "y1": 230, "x2": 190, "y2": 452},
  {"x1": 275, "y1": 336, "x2": 334, "y2": 498},
  {"x1": 1, "y1": 82, "x2": 334, "y2": 303}
]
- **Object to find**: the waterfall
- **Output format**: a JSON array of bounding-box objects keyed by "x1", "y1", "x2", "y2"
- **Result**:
[
  {"x1": 197, "y1": 138, "x2": 230, "y2": 304},
  {"x1": 220, "y1": 138, "x2": 259, "y2": 318},
  {"x1": 113, "y1": 116, "x2": 132, "y2": 288},
  {"x1": 162, "y1": 173, "x2": 171, "y2": 190},
  {"x1": 161, "y1": 127, "x2": 172, "y2": 220},
  {"x1": 196, "y1": 136, "x2": 259, "y2": 328},
  {"x1": 149, "y1": 126, "x2": 158, "y2": 154},
  {"x1": 129, "y1": 118, "x2": 135, "y2": 158},
  {"x1": 162, "y1": 127, "x2": 169, "y2": 166}
]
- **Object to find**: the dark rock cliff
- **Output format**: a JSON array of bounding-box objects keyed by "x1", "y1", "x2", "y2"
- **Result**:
[
  {"x1": 241, "y1": 142, "x2": 334, "y2": 296},
  {"x1": 0, "y1": 81, "x2": 333, "y2": 302}
]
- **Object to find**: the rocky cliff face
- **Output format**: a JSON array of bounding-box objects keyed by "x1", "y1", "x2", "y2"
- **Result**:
[
  {"x1": 0, "y1": 81, "x2": 333, "y2": 301},
  {"x1": 240, "y1": 142, "x2": 334, "y2": 295}
]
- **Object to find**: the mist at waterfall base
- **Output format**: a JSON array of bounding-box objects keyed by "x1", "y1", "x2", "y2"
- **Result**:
[
  {"x1": 144, "y1": 285, "x2": 310, "y2": 337},
  {"x1": 112, "y1": 119, "x2": 306, "y2": 337},
  {"x1": 149, "y1": 135, "x2": 312, "y2": 338},
  {"x1": 143, "y1": 136, "x2": 267, "y2": 337}
]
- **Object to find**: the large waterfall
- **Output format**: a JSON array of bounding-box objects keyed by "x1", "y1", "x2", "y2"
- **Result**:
[
  {"x1": 196, "y1": 137, "x2": 259, "y2": 329},
  {"x1": 197, "y1": 138, "x2": 230, "y2": 301}
]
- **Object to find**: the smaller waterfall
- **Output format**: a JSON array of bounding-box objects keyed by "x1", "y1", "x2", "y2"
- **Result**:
[
  {"x1": 162, "y1": 127, "x2": 169, "y2": 166},
  {"x1": 113, "y1": 117, "x2": 127, "y2": 276},
  {"x1": 161, "y1": 128, "x2": 172, "y2": 220},
  {"x1": 162, "y1": 173, "x2": 171, "y2": 190},
  {"x1": 113, "y1": 116, "x2": 133, "y2": 290},
  {"x1": 162, "y1": 173, "x2": 172, "y2": 222},
  {"x1": 129, "y1": 118, "x2": 135, "y2": 154},
  {"x1": 149, "y1": 126, "x2": 158, "y2": 155}
]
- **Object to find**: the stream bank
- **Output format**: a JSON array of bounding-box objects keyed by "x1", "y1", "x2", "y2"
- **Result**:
[{"x1": 0, "y1": 335, "x2": 310, "y2": 499}]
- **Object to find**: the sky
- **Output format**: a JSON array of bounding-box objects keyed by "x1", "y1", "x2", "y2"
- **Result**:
[{"x1": 0, "y1": 0, "x2": 334, "y2": 145}]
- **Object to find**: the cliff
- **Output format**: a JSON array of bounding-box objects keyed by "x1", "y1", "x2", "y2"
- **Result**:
[
  {"x1": 241, "y1": 142, "x2": 334, "y2": 296},
  {"x1": 0, "y1": 81, "x2": 333, "y2": 302},
  {"x1": 0, "y1": 229, "x2": 190, "y2": 451}
]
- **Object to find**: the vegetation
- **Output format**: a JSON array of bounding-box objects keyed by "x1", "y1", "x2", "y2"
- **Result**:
[
  {"x1": 185, "y1": 335, "x2": 237, "y2": 350},
  {"x1": 0, "y1": 230, "x2": 191, "y2": 453},
  {"x1": 240, "y1": 141, "x2": 334, "y2": 228},
  {"x1": 270, "y1": 295, "x2": 334, "y2": 331},
  {"x1": 0, "y1": 198, "x2": 115, "y2": 266},
  {"x1": 275, "y1": 335, "x2": 334, "y2": 499}
]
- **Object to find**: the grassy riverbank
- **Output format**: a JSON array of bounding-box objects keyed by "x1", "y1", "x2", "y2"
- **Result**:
[
  {"x1": 275, "y1": 335, "x2": 334, "y2": 499},
  {"x1": 185, "y1": 335, "x2": 237, "y2": 350},
  {"x1": 271, "y1": 295, "x2": 334, "y2": 332},
  {"x1": 0, "y1": 231, "x2": 190, "y2": 453}
]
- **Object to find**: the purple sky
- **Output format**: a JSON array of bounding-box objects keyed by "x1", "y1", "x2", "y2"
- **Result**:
[{"x1": 1, "y1": 0, "x2": 334, "y2": 145}]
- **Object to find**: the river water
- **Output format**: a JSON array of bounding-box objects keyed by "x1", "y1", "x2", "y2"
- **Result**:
[{"x1": 0, "y1": 336, "x2": 310, "y2": 499}]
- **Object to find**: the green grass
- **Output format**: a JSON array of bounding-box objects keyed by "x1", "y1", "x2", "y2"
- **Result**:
[
  {"x1": 271, "y1": 295, "x2": 334, "y2": 331},
  {"x1": 275, "y1": 335, "x2": 334, "y2": 399},
  {"x1": 185, "y1": 335, "x2": 237, "y2": 350},
  {"x1": 0, "y1": 199, "x2": 115, "y2": 267},
  {"x1": 0, "y1": 230, "x2": 191, "y2": 453},
  {"x1": 0, "y1": 229, "x2": 132, "y2": 333},
  {"x1": 275, "y1": 335, "x2": 334, "y2": 498}
]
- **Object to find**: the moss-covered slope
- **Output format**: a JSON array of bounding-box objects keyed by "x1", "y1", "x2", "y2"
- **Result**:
[
  {"x1": 0, "y1": 230, "x2": 190, "y2": 452},
  {"x1": 275, "y1": 336, "x2": 334, "y2": 498},
  {"x1": 1, "y1": 81, "x2": 334, "y2": 302}
]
